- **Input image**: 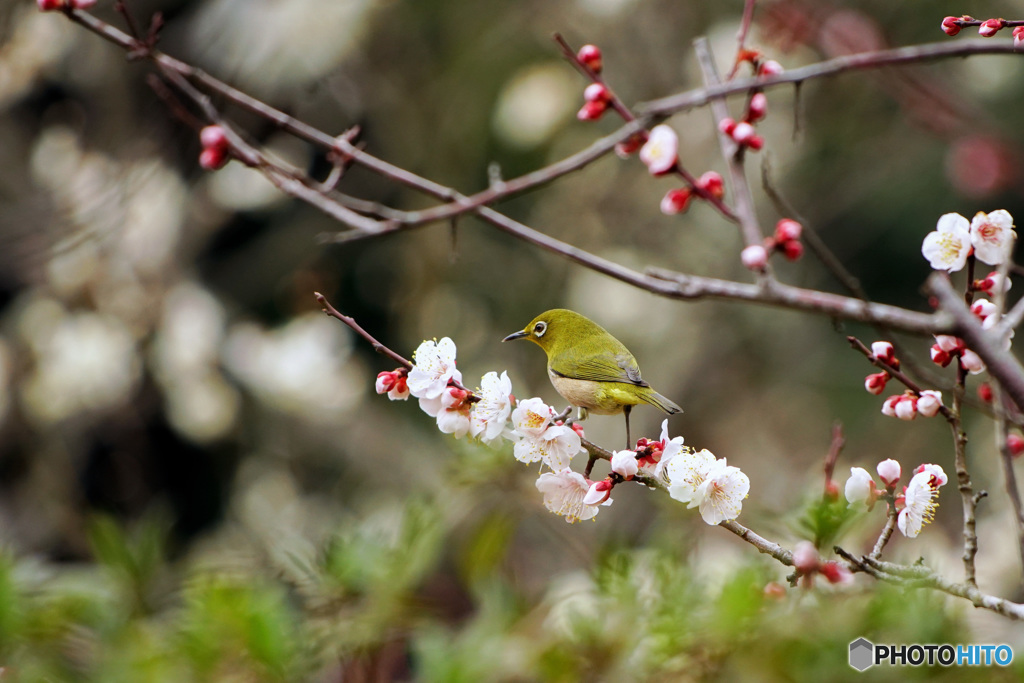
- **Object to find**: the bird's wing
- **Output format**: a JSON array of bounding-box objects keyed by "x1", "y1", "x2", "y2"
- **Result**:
[{"x1": 554, "y1": 351, "x2": 649, "y2": 387}]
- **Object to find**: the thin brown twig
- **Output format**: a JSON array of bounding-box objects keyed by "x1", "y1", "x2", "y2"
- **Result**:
[
  {"x1": 869, "y1": 500, "x2": 898, "y2": 560},
  {"x1": 694, "y1": 38, "x2": 765, "y2": 253}
]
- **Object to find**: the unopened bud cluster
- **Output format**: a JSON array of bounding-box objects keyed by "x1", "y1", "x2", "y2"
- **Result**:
[
  {"x1": 199, "y1": 125, "x2": 231, "y2": 170},
  {"x1": 740, "y1": 218, "x2": 804, "y2": 271},
  {"x1": 718, "y1": 88, "x2": 774, "y2": 153},
  {"x1": 942, "y1": 15, "x2": 1024, "y2": 46},
  {"x1": 862, "y1": 340, "x2": 945, "y2": 420},
  {"x1": 38, "y1": 0, "x2": 95, "y2": 10}
]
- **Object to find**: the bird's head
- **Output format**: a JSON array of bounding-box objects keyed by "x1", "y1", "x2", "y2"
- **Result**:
[{"x1": 502, "y1": 309, "x2": 582, "y2": 356}]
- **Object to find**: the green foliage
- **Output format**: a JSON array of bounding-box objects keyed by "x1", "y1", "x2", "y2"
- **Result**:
[{"x1": 797, "y1": 491, "x2": 859, "y2": 551}]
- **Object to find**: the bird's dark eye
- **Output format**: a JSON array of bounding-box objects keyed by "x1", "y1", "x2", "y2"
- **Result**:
[{"x1": 533, "y1": 321, "x2": 547, "y2": 337}]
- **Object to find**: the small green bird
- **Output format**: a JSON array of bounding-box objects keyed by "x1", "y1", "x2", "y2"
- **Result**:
[{"x1": 503, "y1": 309, "x2": 681, "y2": 446}]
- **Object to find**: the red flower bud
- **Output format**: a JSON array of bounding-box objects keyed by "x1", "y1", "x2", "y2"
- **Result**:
[
  {"x1": 979, "y1": 18, "x2": 1006, "y2": 38},
  {"x1": 774, "y1": 218, "x2": 802, "y2": 242},
  {"x1": 577, "y1": 44, "x2": 603, "y2": 72},
  {"x1": 577, "y1": 100, "x2": 608, "y2": 121},
  {"x1": 941, "y1": 16, "x2": 962, "y2": 36},
  {"x1": 780, "y1": 239, "x2": 803, "y2": 261},
  {"x1": 696, "y1": 171, "x2": 725, "y2": 199},
  {"x1": 1009, "y1": 433, "x2": 1024, "y2": 457}
]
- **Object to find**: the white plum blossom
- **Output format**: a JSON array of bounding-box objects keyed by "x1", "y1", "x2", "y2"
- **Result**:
[
  {"x1": 922, "y1": 213, "x2": 972, "y2": 272},
  {"x1": 610, "y1": 449, "x2": 639, "y2": 479},
  {"x1": 511, "y1": 398, "x2": 583, "y2": 471},
  {"x1": 435, "y1": 388, "x2": 472, "y2": 438},
  {"x1": 915, "y1": 463, "x2": 948, "y2": 487},
  {"x1": 667, "y1": 449, "x2": 750, "y2": 524},
  {"x1": 692, "y1": 460, "x2": 750, "y2": 525},
  {"x1": 898, "y1": 468, "x2": 946, "y2": 538},
  {"x1": 469, "y1": 371, "x2": 513, "y2": 443},
  {"x1": 639, "y1": 124, "x2": 679, "y2": 175},
  {"x1": 407, "y1": 337, "x2": 461, "y2": 399},
  {"x1": 515, "y1": 424, "x2": 583, "y2": 471},
  {"x1": 510, "y1": 397, "x2": 554, "y2": 439},
  {"x1": 666, "y1": 448, "x2": 717, "y2": 506},
  {"x1": 536, "y1": 469, "x2": 607, "y2": 523},
  {"x1": 970, "y1": 209, "x2": 1016, "y2": 266},
  {"x1": 654, "y1": 419, "x2": 686, "y2": 479},
  {"x1": 845, "y1": 467, "x2": 875, "y2": 506}
]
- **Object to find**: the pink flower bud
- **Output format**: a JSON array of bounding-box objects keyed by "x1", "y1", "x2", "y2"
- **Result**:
[
  {"x1": 820, "y1": 562, "x2": 853, "y2": 585},
  {"x1": 376, "y1": 371, "x2": 396, "y2": 394},
  {"x1": 978, "y1": 382, "x2": 994, "y2": 403},
  {"x1": 577, "y1": 100, "x2": 607, "y2": 121},
  {"x1": 577, "y1": 44, "x2": 603, "y2": 72},
  {"x1": 979, "y1": 18, "x2": 1006, "y2": 38},
  {"x1": 583, "y1": 83, "x2": 610, "y2": 103},
  {"x1": 718, "y1": 117, "x2": 737, "y2": 136},
  {"x1": 929, "y1": 344, "x2": 952, "y2": 367},
  {"x1": 792, "y1": 541, "x2": 820, "y2": 573},
  {"x1": 1015, "y1": 26, "x2": 1024, "y2": 48},
  {"x1": 975, "y1": 271, "x2": 1011, "y2": 296},
  {"x1": 199, "y1": 146, "x2": 227, "y2": 170},
  {"x1": 660, "y1": 188, "x2": 692, "y2": 215},
  {"x1": 876, "y1": 459, "x2": 901, "y2": 488},
  {"x1": 780, "y1": 239, "x2": 803, "y2": 261},
  {"x1": 960, "y1": 348, "x2": 986, "y2": 374},
  {"x1": 614, "y1": 134, "x2": 644, "y2": 159},
  {"x1": 746, "y1": 135, "x2": 765, "y2": 151},
  {"x1": 696, "y1": 171, "x2": 724, "y2": 199},
  {"x1": 37, "y1": 0, "x2": 64, "y2": 10},
  {"x1": 610, "y1": 450, "x2": 639, "y2": 479},
  {"x1": 583, "y1": 477, "x2": 614, "y2": 505},
  {"x1": 571, "y1": 422, "x2": 586, "y2": 439},
  {"x1": 1008, "y1": 434, "x2": 1024, "y2": 457},
  {"x1": 71, "y1": 0, "x2": 96, "y2": 7},
  {"x1": 894, "y1": 396, "x2": 917, "y2": 420},
  {"x1": 747, "y1": 92, "x2": 768, "y2": 121},
  {"x1": 881, "y1": 395, "x2": 900, "y2": 417},
  {"x1": 971, "y1": 299, "x2": 997, "y2": 320},
  {"x1": 200, "y1": 125, "x2": 228, "y2": 150},
  {"x1": 916, "y1": 390, "x2": 943, "y2": 418},
  {"x1": 864, "y1": 372, "x2": 889, "y2": 395},
  {"x1": 741, "y1": 244, "x2": 768, "y2": 271},
  {"x1": 934, "y1": 335, "x2": 962, "y2": 353},
  {"x1": 774, "y1": 218, "x2": 802, "y2": 242},
  {"x1": 731, "y1": 121, "x2": 756, "y2": 145},
  {"x1": 870, "y1": 341, "x2": 895, "y2": 364},
  {"x1": 941, "y1": 16, "x2": 962, "y2": 36},
  {"x1": 758, "y1": 60, "x2": 784, "y2": 77}
]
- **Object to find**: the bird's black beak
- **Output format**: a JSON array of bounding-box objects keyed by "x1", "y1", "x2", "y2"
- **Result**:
[{"x1": 502, "y1": 330, "x2": 529, "y2": 342}]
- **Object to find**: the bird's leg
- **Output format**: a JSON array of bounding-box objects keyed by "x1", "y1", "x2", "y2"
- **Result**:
[
  {"x1": 577, "y1": 406, "x2": 589, "y2": 422},
  {"x1": 623, "y1": 405, "x2": 632, "y2": 449}
]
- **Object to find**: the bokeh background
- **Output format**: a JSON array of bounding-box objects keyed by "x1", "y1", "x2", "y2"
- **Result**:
[{"x1": 2, "y1": 0, "x2": 1024, "y2": 680}]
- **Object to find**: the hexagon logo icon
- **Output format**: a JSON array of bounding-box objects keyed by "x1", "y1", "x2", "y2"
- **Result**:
[{"x1": 849, "y1": 638, "x2": 875, "y2": 671}]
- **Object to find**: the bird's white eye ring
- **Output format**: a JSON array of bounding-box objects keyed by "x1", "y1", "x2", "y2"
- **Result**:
[{"x1": 533, "y1": 321, "x2": 547, "y2": 337}]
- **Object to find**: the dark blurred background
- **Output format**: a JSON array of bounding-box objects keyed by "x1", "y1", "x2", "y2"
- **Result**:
[{"x1": 2, "y1": 0, "x2": 1024, "y2": 679}]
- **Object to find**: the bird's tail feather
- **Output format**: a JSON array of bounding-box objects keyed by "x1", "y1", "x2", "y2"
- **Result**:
[{"x1": 641, "y1": 389, "x2": 682, "y2": 415}]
